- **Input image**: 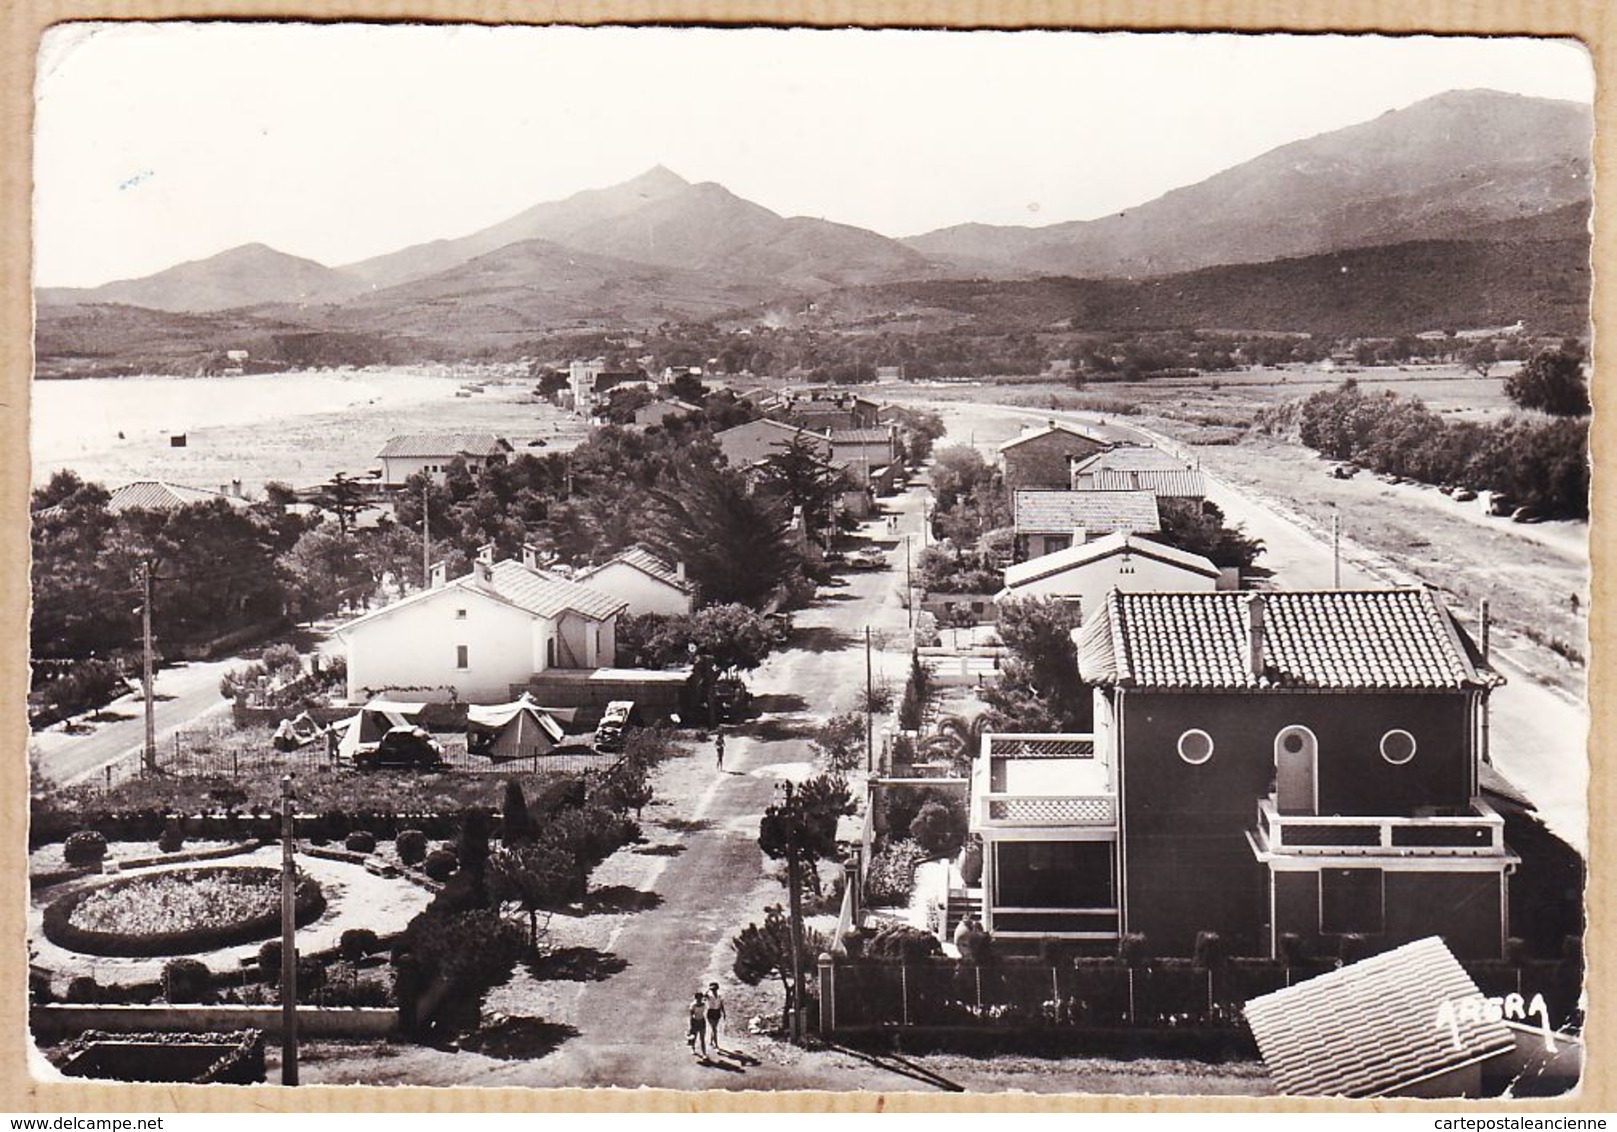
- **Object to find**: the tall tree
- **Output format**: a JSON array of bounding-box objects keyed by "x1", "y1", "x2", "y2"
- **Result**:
[
  {"x1": 1504, "y1": 349, "x2": 1591, "y2": 417},
  {"x1": 645, "y1": 467, "x2": 800, "y2": 609},
  {"x1": 981, "y1": 597, "x2": 1090, "y2": 731}
]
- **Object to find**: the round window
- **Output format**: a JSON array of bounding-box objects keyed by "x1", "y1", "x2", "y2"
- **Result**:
[
  {"x1": 1177, "y1": 729, "x2": 1214, "y2": 765},
  {"x1": 1380, "y1": 729, "x2": 1417, "y2": 765},
  {"x1": 1282, "y1": 732, "x2": 1305, "y2": 755}
]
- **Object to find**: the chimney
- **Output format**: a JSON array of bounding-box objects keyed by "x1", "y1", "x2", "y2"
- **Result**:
[
  {"x1": 522, "y1": 543, "x2": 540, "y2": 570},
  {"x1": 473, "y1": 559, "x2": 493, "y2": 588},
  {"x1": 429, "y1": 561, "x2": 448, "y2": 590},
  {"x1": 1247, "y1": 593, "x2": 1267, "y2": 679},
  {"x1": 477, "y1": 542, "x2": 496, "y2": 565},
  {"x1": 675, "y1": 561, "x2": 686, "y2": 582},
  {"x1": 1048, "y1": 418, "x2": 1058, "y2": 429},
  {"x1": 1479, "y1": 597, "x2": 1491, "y2": 661},
  {"x1": 231, "y1": 478, "x2": 242, "y2": 498}
]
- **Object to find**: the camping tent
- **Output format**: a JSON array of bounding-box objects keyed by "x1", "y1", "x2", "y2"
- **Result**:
[
  {"x1": 334, "y1": 700, "x2": 428, "y2": 763},
  {"x1": 466, "y1": 694, "x2": 568, "y2": 761}
]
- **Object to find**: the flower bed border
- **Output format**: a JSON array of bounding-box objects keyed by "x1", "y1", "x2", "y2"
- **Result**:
[{"x1": 42, "y1": 866, "x2": 326, "y2": 958}]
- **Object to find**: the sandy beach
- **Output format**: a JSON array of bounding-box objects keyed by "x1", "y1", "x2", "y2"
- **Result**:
[{"x1": 31, "y1": 368, "x2": 590, "y2": 494}]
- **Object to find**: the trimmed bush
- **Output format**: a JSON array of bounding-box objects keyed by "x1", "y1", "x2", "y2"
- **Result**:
[
  {"x1": 864, "y1": 840, "x2": 929, "y2": 906},
  {"x1": 319, "y1": 976, "x2": 392, "y2": 1008},
  {"x1": 345, "y1": 830, "x2": 377, "y2": 855},
  {"x1": 1118, "y1": 932, "x2": 1150, "y2": 967},
  {"x1": 866, "y1": 923, "x2": 942, "y2": 962},
  {"x1": 161, "y1": 958, "x2": 212, "y2": 1004},
  {"x1": 395, "y1": 829, "x2": 428, "y2": 865},
  {"x1": 42, "y1": 867, "x2": 324, "y2": 958},
  {"x1": 157, "y1": 818, "x2": 185, "y2": 854},
  {"x1": 909, "y1": 801, "x2": 964, "y2": 858},
  {"x1": 423, "y1": 848, "x2": 458, "y2": 883},
  {"x1": 258, "y1": 940, "x2": 283, "y2": 983},
  {"x1": 340, "y1": 928, "x2": 380, "y2": 962},
  {"x1": 64, "y1": 976, "x2": 101, "y2": 1004},
  {"x1": 63, "y1": 830, "x2": 109, "y2": 867}
]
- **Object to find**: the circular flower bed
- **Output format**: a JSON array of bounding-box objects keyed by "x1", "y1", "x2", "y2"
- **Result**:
[{"x1": 42, "y1": 867, "x2": 325, "y2": 957}]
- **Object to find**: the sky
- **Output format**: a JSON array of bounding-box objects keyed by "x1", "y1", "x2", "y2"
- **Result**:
[{"x1": 32, "y1": 24, "x2": 1595, "y2": 289}]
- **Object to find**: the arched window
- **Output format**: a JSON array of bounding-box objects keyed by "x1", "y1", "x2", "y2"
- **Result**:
[{"x1": 1274, "y1": 725, "x2": 1319, "y2": 816}]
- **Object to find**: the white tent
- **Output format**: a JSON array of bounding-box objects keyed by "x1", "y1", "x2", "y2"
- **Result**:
[
  {"x1": 334, "y1": 700, "x2": 428, "y2": 762},
  {"x1": 466, "y1": 693, "x2": 567, "y2": 761}
]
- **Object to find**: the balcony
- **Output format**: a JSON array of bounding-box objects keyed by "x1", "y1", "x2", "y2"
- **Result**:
[
  {"x1": 1253, "y1": 796, "x2": 1506, "y2": 858},
  {"x1": 975, "y1": 791, "x2": 1117, "y2": 829}
]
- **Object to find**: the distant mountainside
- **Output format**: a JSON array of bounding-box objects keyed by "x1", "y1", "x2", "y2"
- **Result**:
[
  {"x1": 37, "y1": 243, "x2": 366, "y2": 312},
  {"x1": 905, "y1": 90, "x2": 1592, "y2": 278},
  {"x1": 818, "y1": 223, "x2": 1590, "y2": 338}
]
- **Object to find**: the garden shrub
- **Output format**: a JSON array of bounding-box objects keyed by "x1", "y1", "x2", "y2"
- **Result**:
[
  {"x1": 29, "y1": 968, "x2": 53, "y2": 1006},
  {"x1": 319, "y1": 976, "x2": 392, "y2": 1008},
  {"x1": 161, "y1": 958, "x2": 212, "y2": 1004},
  {"x1": 865, "y1": 923, "x2": 942, "y2": 962},
  {"x1": 157, "y1": 818, "x2": 185, "y2": 854},
  {"x1": 340, "y1": 928, "x2": 380, "y2": 962},
  {"x1": 345, "y1": 830, "x2": 377, "y2": 855},
  {"x1": 1194, "y1": 931, "x2": 1227, "y2": 970},
  {"x1": 395, "y1": 829, "x2": 428, "y2": 865},
  {"x1": 63, "y1": 830, "x2": 109, "y2": 867},
  {"x1": 64, "y1": 976, "x2": 101, "y2": 1004},
  {"x1": 909, "y1": 801, "x2": 965, "y2": 858},
  {"x1": 423, "y1": 848, "x2": 458, "y2": 883},
  {"x1": 258, "y1": 940, "x2": 282, "y2": 983},
  {"x1": 1118, "y1": 932, "x2": 1150, "y2": 967},
  {"x1": 321, "y1": 809, "x2": 353, "y2": 841},
  {"x1": 864, "y1": 840, "x2": 929, "y2": 906}
]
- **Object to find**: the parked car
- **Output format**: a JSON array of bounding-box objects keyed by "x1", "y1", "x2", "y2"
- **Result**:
[
  {"x1": 714, "y1": 677, "x2": 752, "y2": 723},
  {"x1": 1511, "y1": 506, "x2": 1546, "y2": 524},
  {"x1": 594, "y1": 700, "x2": 637, "y2": 752},
  {"x1": 1488, "y1": 494, "x2": 1517, "y2": 517},
  {"x1": 844, "y1": 549, "x2": 887, "y2": 570},
  {"x1": 356, "y1": 726, "x2": 445, "y2": 771},
  {"x1": 1453, "y1": 488, "x2": 1478, "y2": 503},
  {"x1": 764, "y1": 611, "x2": 794, "y2": 644},
  {"x1": 1328, "y1": 464, "x2": 1357, "y2": 480}
]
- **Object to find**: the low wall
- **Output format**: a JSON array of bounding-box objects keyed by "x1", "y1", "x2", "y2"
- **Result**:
[{"x1": 32, "y1": 1004, "x2": 397, "y2": 1040}]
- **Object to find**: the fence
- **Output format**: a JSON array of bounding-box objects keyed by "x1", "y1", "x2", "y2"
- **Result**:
[{"x1": 817, "y1": 956, "x2": 1581, "y2": 1039}]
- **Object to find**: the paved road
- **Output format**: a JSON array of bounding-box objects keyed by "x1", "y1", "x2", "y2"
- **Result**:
[{"x1": 31, "y1": 657, "x2": 239, "y2": 786}]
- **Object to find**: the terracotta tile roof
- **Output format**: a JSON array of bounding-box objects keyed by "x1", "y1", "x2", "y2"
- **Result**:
[
  {"x1": 1072, "y1": 468, "x2": 1207, "y2": 498},
  {"x1": 376, "y1": 433, "x2": 511, "y2": 459},
  {"x1": 1243, "y1": 937, "x2": 1514, "y2": 1097},
  {"x1": 102, "y1": 480, "x2": 239, "y2": 514},
  {"x1": 1077, "y1": 589, "x2": 1502, "y2": 691},
  {"x1": 579, "y1": 546, "x2": 695, "y2": 593},
  {"x1": 1013, "y1": 490, "x2": 1161, "y2": 535},
  {"x1": 485, "y1": 561, "x2": 627, "y2": 621},
  {"x1": 828, "y1": 428, "x2": 894, "y2": 445},
  {"x1": 1002, "y1": 532, "x2": 1219, "y2": 592},
  {"x1": 1071, "y1": 446, "x2": 1195, "y2": 474},
  {"x1": 997, "y1": 420, "x2": 1118, "y2": 453}
]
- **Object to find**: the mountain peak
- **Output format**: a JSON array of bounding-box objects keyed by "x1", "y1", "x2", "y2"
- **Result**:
[{"x1": 626, "y1": 164, "x2": 689, "y2": 190}]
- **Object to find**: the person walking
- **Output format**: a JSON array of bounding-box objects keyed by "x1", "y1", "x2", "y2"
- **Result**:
[
  {"x1": 715, "y1": 727, "x2": 725, "y2": 771},
  {"x1": 686, "y1": 992, "x2": 708, "y2": 1059},
  {"x1": 705, "y1": 982, "x2": 727, "y2": 1052}
]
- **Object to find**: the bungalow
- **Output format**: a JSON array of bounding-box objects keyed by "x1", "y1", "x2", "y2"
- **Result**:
[
  {"x1": 785, "y1": 392, "x2": 881, "y2": 431},
  {"x1": 714, "y1": 418, "x2": 830, "y2": 469},
  {"x1": 575, "y1": 546, "x2": 696, "y2": 617},
  {"x1": 1012, "y1": 489, "x2": 1161, "y2": 560},
  {"x1": 333, "y1": 548, "x2": 626, "y2": 703},
  {"x1": 630, "y1": 398, "x2": 703, "y2": 430},
  {"x1": 997, "y1": 532, "x2": 1221, "y2": 615},
  {"x1": 98, "y1": 480, "x2": 247, "y2": 515},
  {"x1": 1069, "y1": 446, "x2": 1206, "y2": 504},
  {"x1": 969, "y1": 589, "x2": 1514, "y2": 961},
  {"x1": 998, "y1": 420, "x2": 1118, "y2": 490},
  {"x1": 377, "y1": 434, "x2": 512, "y2": 488},
  {"x1": 828, "y1": 427, "x2": 902, "y2": 493}
]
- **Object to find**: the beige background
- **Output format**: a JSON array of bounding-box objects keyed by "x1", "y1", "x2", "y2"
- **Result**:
[{"x1": 2, "y1": 0, "x2": 1609, "y2": 1112}]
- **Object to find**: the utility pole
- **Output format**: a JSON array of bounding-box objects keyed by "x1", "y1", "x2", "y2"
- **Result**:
[
  {"x1": 864, "y1": 627, "x2": 874, "y2": 773},
  {"x1": 905, "y1": 535, "x2": 913, "y2": 629},
  {"x1": 280, "y1": 774, "x2": 299, "y2": 1085},
  {"x1": 1331, "y1": 507, "x2": 1341, "y2": 590},
  {"x1": 139, "y1": 559, "x2": 156, "y2": 773},
  {"x1": 420, "y1": 481, "x2": 430, "y2": 590},
  {"x1": 781, "y1": 780, "x2": 806, "y2": 1045}
]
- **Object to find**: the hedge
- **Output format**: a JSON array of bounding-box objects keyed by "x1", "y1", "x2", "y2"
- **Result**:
[{"x1": 41, "y1": 867, "x2": 326, "y2": 958}]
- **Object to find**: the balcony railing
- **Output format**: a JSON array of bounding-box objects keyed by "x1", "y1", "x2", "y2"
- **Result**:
[
  {"x1": 1254, "y1": 796, "x2": 1506, "y2": 857},
  {"x1": 975, "y1": 791, "x2": 1117, "y2": 828}
]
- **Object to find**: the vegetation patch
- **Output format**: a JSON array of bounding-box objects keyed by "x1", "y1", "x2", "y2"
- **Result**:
[{"x1": 43, "y1": 866, "x2": 325, "y2": 957}]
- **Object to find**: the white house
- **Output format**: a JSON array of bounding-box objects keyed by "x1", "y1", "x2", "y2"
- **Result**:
[
  {"x1": 376, "y1": 434, "x2": 512, "y2": 487},
  {"x1": 575, "y1": 546, "x2": 697, "y2": 617},
  {"x1": 1013, "y1": 489, "x2": 1161, "y2": 560},
  {"x1": 997, "y1": 532, "x2": 1221, "y2": 617},
  {"x1": 334, "y1": 553, "x2": 626, "y2": 703}
]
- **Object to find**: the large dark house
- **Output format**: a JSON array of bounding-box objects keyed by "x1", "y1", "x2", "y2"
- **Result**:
[{"x1": 968, "y1": 588, "x2": 1515, "y2": 960}]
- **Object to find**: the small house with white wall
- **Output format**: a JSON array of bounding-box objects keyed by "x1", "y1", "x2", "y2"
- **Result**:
[
  {"x1": 1012, "y1": 489, "x2": 1161, "y2": 561},
  {"x1": 998, "y1": 532, "x2": 1221, "y2": 616},
  {"x1": 575, "y1": 546, "x2": 696, "y2": 617},
  {"x1": 333, "y1": 547, "x2": 626, "y2": 703},
  {"x1": 377, "y1": 434, "x2": 512, "y2": 488}
]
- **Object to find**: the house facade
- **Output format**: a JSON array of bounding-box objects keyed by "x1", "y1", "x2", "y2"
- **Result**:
[
  {"x1": 334, "y1": 556, "x2": 626, "y2": 703},
  {"x1": 998, "y1": 420, "x2": 1115, "y2": 490},
  {"x1": 1069, "y1": 447, "x2": 1206, "y2": 504},
  {"x1": 997, "y1": 532, "x2": 1221, "y2": 615},
  {"x1": 377, "y1": 434, "x2": 512, "y2": 487},
  {"x1": 576, "y1": 546, "x2": 696, "y2": 616},
  {"x1": 1012, "y1": 490, "x2": 1161, "y2": 560},
  {"x1": 969, "y1": 589, "x2": 1513, "y2": 961}
]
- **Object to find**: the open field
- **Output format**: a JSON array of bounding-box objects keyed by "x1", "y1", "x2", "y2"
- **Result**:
[{"x1": 31, "y1": 368, "x2": 590, "y2": 494}]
